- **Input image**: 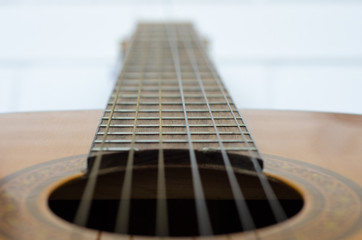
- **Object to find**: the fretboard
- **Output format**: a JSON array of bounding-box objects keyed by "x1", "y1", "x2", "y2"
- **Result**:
[{"x1": 90, "y1": 23, "x2": 260, "y2": 160}]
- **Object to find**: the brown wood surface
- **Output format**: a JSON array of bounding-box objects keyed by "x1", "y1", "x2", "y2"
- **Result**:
[
  {"x1": 0, "y1": 109, "x2": 361, "y2": 240},
  {"x1": 1, "y1": 109, "x2": 361, "y2": 186},
  {"x1": 0, "y1": 110, "x2": 102, "y2": 178},
  {"x1": 243, "y1": 110, "x2": 362, "y2": 188}
]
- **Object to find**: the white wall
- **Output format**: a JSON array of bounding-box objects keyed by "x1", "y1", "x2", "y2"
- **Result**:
[{"x1": 1, "y1": 1, "x2": 361, "y2": 114}]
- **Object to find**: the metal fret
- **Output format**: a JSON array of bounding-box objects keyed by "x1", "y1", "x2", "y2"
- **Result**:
[
  {"x1": 97, "y1": 131, "x2": 250, "y2": 135},
  {"x1": 105, "y1": 109, "x2": 238, "y2": 113},
  {"x1": 102, "y1": 116, "x2": 242, "y2": 120},
  {"x1": 108, "y1": 102, "x2": 235, "y2": 105},
  {"x1": 100, "y1": 123, "x2": 246, "y2": 128},
  {"x1": 94, "y1": 139, "x2": 253, "y2": 143},
  {"x1": 91, "y1": 147, "x2": 257, "y2": 152},
  {"x1": 113, "y1": 86, "x2": 224, "y2": 91},
  {"x1": 110, "y1": 94, "x2": 230, "y2": 98}
]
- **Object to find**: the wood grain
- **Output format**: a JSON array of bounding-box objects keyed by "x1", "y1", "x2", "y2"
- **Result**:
[
  {"x1": 0, "y1": 109, "x2": 361, "y2": 240},
  {"x1": 1, "y1": 110, "x2": 361, "y2": 186},
  {"x1": 241, "y1": 110, "x2": 362, "y2": 187},
  {"x1": 0, "y1": 110, "x2": 102, "y2": 178}
]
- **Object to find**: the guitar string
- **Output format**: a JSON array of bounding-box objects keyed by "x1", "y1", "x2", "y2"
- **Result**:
[
  {"x1": 75, "y1": 23, "x2": 287, "y2": 237},
  {"x1": 191, "y1": 26, "x2": 288, "y2": 224},
  {"x1": 156, "y1": 27, "x2": 169, "y2": 237},
  {"x1": 166, "y1": 23, "x2": 214, "y2": 236},
  {"x1": 72, "y1": 29, "x2": 137, "y2": 229},
  {"x1": 114, "y1": 27, "x2": 150, "y2": 233},
  {"x1": 179, "y1": 25, "x2": 258, "y2": 234}
]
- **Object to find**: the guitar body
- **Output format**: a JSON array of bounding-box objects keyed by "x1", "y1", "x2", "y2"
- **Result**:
[{"x1": 0, "y1": 110, "x2": 361, "y2": 240}]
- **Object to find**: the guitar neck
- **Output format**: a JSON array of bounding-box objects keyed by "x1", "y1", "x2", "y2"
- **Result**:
[{"x1": 90, "y1": 23, "x2": 260, "y2": 162}]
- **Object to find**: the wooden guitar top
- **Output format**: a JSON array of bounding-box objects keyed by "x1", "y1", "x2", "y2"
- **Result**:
[
  {"x1": 0, "y1": 109, "x2": 361, "y2": 239},
  {"x1": 1, "y1": 110, "x2": 361, "y2": 184}
]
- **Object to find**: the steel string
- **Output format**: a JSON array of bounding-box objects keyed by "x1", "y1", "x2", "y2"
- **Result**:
[
  {"x1": 191, "y1": 26, "x2": 288, "y2": 224},
  {"x1": 114, "y1": 26, "x2": 150, "y2": 234},
  {"x1": 72, "y1": 29, "x2": 137, "y2": 230},
  {"x1": 156, "y1": 25, "x2": 169, "y2": 237},
  {"x1": 166, "y1": 23, "x2": 214, "y2": 236},
  {"x1": 179, "y1": 25, "x2": 258, "y2": 235}
]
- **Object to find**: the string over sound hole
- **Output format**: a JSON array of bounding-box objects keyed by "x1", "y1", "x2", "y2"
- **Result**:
[{"x1": 48, "y1": 151, "x2": 303, "y2": 236}]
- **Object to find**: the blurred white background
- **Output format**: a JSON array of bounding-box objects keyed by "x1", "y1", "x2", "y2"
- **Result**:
[{"x1": 1, "y1": 0, "x2": 362, "y2": 114}]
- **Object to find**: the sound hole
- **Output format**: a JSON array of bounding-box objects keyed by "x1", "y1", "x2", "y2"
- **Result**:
[{"x1": 49, "y1": 153, "x2": 303, "y2": 236}]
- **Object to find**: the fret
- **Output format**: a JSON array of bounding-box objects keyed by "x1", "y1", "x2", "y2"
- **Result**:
[
  {"x1": 125, "y1": 68, "x2": 212, "y2": 73},
  {"x1": 114, "y1": 78, "x2": 219, "y2": 82},
  {"x1": 99, "y1": 123, "x2": 246, "y2": 128},
  {"x1": 113, "y1": 86, "x2": 224, "y2": 92},
  {"x1": 102, "y1": 116, "x2": 242, "y2": 120},
  {"x1": 105, "y1": 109, "x2": 238, "y2": 113},
  {"x1": 97, "y1": 131, "x2": 250, "y2": 135},
  {"x1": 108, "y1": 102, "x2": 235, "y2": 106},
  {"x1": 94, "y1": 139, "x2": 254, "y2": 144},
  {"x1": 122, "y1": 73, "x2": 217, "y2": 79},
  {"x1": 91, "y1": 147, "x2": 257, "y2": 152},
  {"x1": 110, "y1": 94, "x2": 231, "y2": 98},
  {"x1": 91, "y1": 147, "x2": 140, "y2": 152}
]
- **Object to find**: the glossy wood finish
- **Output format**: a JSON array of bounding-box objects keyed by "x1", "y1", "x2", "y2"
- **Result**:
[
  {"x1": 0, "y1": 110, "x2": 361, "y2": 240},
  {"x1": 243, "y1": 110, "x2": 362, "y2": 187},
  {"x1": 1, "y1": 110, "x2": 361, "y2": 186},
  {"x1": 0, "y1": 110, "x2": 102, "y2": 178}
]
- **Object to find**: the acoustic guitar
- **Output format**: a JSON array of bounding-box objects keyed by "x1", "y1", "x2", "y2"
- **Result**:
[{"x1": 0, "y1": 23, "x2": 361, "y2": 240}]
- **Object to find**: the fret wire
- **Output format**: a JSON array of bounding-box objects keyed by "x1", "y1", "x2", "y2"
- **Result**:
[
  {"x1": 166, "y1": 24, "x2": 213, "y2": 236},
  {"x1": 121, "y1": 72, "x2": 214, "y2": 76},
  {"x1": 102, "y1": 116, "x2": 242, "y2": 120},
  {"x1": 105, "y1": 109, "x2": 238, "y2": 113},
  {"x1": 91, "y1": 147, "x2": 257, "y2": 152},
  {"x1": 181, "y1": 26, "x2": 256, "y2": 232},
  {"x1": 110, "y1": 94, "x2": 230, "y2": 98},
  {"x1": 100, "y1": 124, "x2": 247, "y2": 128},
  {"x1": 194, "y1": 27, "x2": 288, "y2": 224},
  {"x1": 201, "y1": 147, "x2": 257, "y2": 151},
  {"x1": 108, "y1": 102, "x2": 235, "y2": 105},
  {"x1": 95, "y1": 139, "x2": 253, "y2": 143},
  {"x1": 114, "y1": 32, "x2": 149, "y2": 234},
  {"x1": 73, "y1": 32, "x2": 138, "y2": 228},
  {"x1": 113, "y1": 86, "x2": 223, "y2": 91},
  {"x1": 97, "y1": 131, "x2": 250, "y2": 135}
]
